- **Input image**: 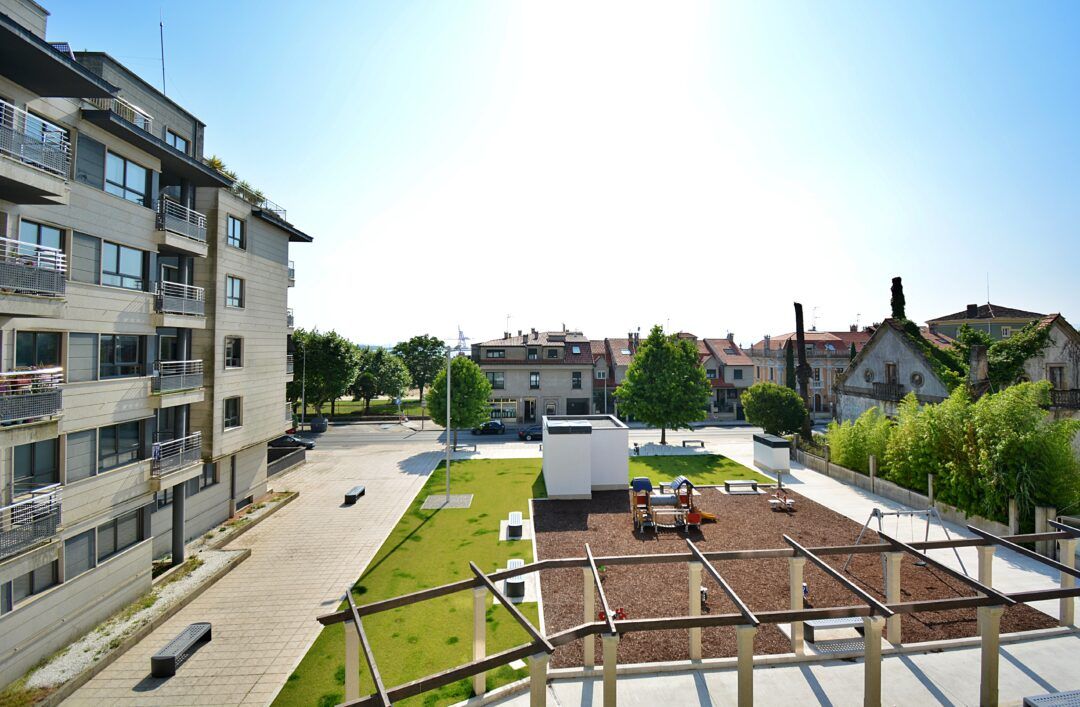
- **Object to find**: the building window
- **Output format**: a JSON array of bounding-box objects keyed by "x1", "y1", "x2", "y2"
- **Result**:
[
  {"x1": 225, "y1": 336, "x2": 243, "y2": 368},
  {"x1": 200, "y1": 462, "x2": 218, "y2": 489},
  {"x1": 706, "y1": 369, "x2": 717, "y2": 380},
  {"x1": 769, "y1": 368, "x2": 774, "y2": 381},
  {"x1": 224, "y1": 397, "x2": 242, "y2": 429},
  {"x1": 527, "y1": 348, "x2": 538, "y2": 360},
  {"x1": 96, "y1": 509, "x2": 142, "y2": 562},
  {"x1": 595, "y1": 369, "x2": 607, "y2": 380},
  {"x1": 489, "y1": 398, "x2": 517, "y2": 419},
  {"x1": 529, "y1": 372, "x2": 540, "y2": 389},
  {"x1": 99, "y1": 334, "x2": 143, "y2": 378},
  {"x1": 15, "y1": 331, "x2": 61, "y2": 368},
  {"x1": 64, "y1": 529, "x2": 96, "y2": 581},
  {"x1": 620, "y1": 348, "x2": 631, "y2": 356},
  {"x1": 18, "y1": 219, "x2": 63, "y2": 251},
  {"x1": 101, "y1": 241, "x2": 145, "y2": 290},
  {"x1": 11, "y1": 561, "x2": 58, "y2": 607},
  {"x1": 99, "y1": 421, "x2": 142, "y2": 471},
  {"x1": 1000, "y1": 326, "x2": 1012, "y2": 338},
  {"x1": 486, "y1": 372, "x2": 504, "y2": 390},
  {"x1": 485, "y1": 349, "x2": 505, "y2": 359},
  {"x1": 1048, "y1": 365, "x2": 1065, "y2": 389},
  {"x1": 104, "y1": 152, "x2": 147, "y2": 204},
  {"x1": 734, "y1": 369, "x2": 744, "y2": 380},
  {"x1": 572, "y1": 372, "x2": 582, "y2": 389},
  {"x1": 225, "y1": 276, "x2": 244, "y2": 308},
  {"x1": 155, "y1": 488, "x2": 173, "y2": 509},
  {"x1": 165, "y1": 129, "x2": 188, "y2": 154},
  {"x1": 227, "y1": 216, "x2": 246, "y2": 249},
  {"x1": 885, "y1": 362, "x2": 898, "y2": 385},
  {"x1": 813, "y1": 368, "x2": 821, "y2": 382},
  {"x1": 546, "y1": 349, "x2": 558, "y2": 359},
  {"x1": 13, "y1": 439, "x2": 59, "y2": 495},
  {"x1": 571, "y1": 345, "x2": 581, "y2": 355}
]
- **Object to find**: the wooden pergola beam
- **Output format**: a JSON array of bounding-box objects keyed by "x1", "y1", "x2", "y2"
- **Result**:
[
  {"x1": 686, "y1": 538, "x2": 759, "y2": 626},
  {"x1": 783, "y1": 535, "x2": 894, "y2": 616},
  {"x1": 1048, "y1": 519, "x2": 1080, "y2": 537},
  {"x1": 346, "y1": 591, "x2": 390, "y2": 707},
  {"x1": 877, "y1": 530, "x2": 1016, "y2": 606},
  {"x1": 586, "y1": 543, "x2": 617, "y2": 634},
  {"x1": 967, "y1": 525, "x2": 1080, "y2": 580},
  {"x1": 469, "y1": 562, "x2": 554, "y2": 653}
]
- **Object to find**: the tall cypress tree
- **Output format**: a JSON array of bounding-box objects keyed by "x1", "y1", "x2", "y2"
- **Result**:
[
  {"x1": 849, "y1": 342, "x2": 857, "y2": 361},
  {"x1": 890, "y1": 276, "x2": 906, "y2": 320},
  {"x1": 784, "y1": 343, "x2": 797, "y2": 390}
]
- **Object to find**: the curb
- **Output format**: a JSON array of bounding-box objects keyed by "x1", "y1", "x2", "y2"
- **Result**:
[{"x1": 207, "y1": 491, "x2": 299, "y2": 551}]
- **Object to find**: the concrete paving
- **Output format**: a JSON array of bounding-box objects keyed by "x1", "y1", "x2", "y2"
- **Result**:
[{"x1": 63, "y1": 431, "x2": 441, "y2": 707}]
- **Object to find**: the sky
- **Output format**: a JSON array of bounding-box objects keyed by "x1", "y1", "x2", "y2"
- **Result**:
[{"x1": 44, "y1": 1, "x2": 1080, "y2": 348}]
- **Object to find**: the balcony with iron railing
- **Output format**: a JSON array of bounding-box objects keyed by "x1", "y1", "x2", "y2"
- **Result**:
[
  {"x1": 0, "y1": 99, "x2": 70, "y2": 177},
  {"x1": 155, "y1": 281, "x2": 205, "y2": 318},
  {"x1": 0, "y1": 236, "x2": 66, "y2": 297},
  {"x1": 0, "y1": 484, "x2": 61, "y2": 561},
  {"x1": 232, "y1": 181, "x2": 287, "y2": 221},
  {"x1": 0, "y1": 367, "x2": 63, "y2": 426},
  {"x1": 285, "y1": 402, "x2": 294, "y2": 423},
  {"x1": 288, "y1": 260, "x2": 295, "y2": 286},
  {"x1": 872, "y1": 381, "x2": 905, "y2": 402},
  {"x1": 156, "y1": 198, "x2": 207, "y2": 243},
  {"x1": 152, "y1": 431, "x2": 202, "y2": 480},
  {"x1": 87, "y1": 96, "x2": 153, "y2": 133},
  {"x1": 286, "y1": 354, "x2": 294, "y2": 375},
  {"x1": 152, "y1": 360, "x2": 203, "y2": 394},
  {"x1": 1050, "y1": 389, "x2": 1080, "y2": 409},
  {"x1": 287, "y1": 308, "x2": 295, "y2": 328}
]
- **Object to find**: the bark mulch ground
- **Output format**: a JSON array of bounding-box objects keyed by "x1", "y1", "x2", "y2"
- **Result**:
[{"x1": 533, "y1": 488, "x2": 1055, "y2": 668}]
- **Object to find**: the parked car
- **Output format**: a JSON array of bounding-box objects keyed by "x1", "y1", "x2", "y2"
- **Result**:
[
  {"x1": 518, "y1": 425, "x2": 543, "y2": 441},
  {"x1": 471, "y1": 420, "x2": 506, "y2": 435},
  {"x1": 270, "y1": 434, "x2": 315, "y2": 450}
]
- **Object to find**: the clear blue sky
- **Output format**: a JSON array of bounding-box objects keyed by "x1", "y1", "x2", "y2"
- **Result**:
[{"x1": 44, "y1": 1, "x2": 1079, "y2": 346}]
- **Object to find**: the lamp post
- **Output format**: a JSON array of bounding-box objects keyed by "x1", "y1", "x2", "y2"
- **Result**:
[
  {"x1": 445, "y1": 345, "x2": 452, "y2": 502},
  {"x1": 300, "y1": 341, "x2": 307, "y2": 431}
]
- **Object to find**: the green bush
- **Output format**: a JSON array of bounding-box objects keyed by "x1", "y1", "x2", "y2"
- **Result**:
[
  {"x1": 741, "y1": 382, "x2": 806, "y2": 436},
  {"x1": 825, "y1": 406, "x2": 892, "y2": 474}
]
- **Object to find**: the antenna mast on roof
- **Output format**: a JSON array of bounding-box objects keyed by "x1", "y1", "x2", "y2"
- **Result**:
[
  {"x1": 986, "y1": 272, "x2": 990, "y2": 304},
  {"x1": 158, "y1": 9, "x2": 166, "y2": 95}
]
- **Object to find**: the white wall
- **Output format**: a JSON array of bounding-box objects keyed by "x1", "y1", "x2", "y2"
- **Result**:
[
  {"x1": 541, "y1": 431, "x2": 592, "y2": 499},
  {"x1": 590, "y1": 427, "x2": 629, "y2": 490}
]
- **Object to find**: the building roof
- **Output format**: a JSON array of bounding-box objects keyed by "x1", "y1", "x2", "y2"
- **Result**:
[
  {"x1": 476, "y1": 330, "x2": 593, "y2": 365},
  {"x1": 919, "y1": 327, "x2": 956, "y2": 351},
  {"x1": 927, "y1": 303, "x2": 1044, "y2": 323},
  {"x1": 606, "y1": 337, "x2": 636, "y2": 366},
  {"x1": 749, "y1": 330, "x2": 871, "y2": 353},
  {"x1": 704, "y1": 339, "x2": 754, "y2": 366}
]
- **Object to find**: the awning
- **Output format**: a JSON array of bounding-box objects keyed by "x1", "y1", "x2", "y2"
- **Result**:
[{"x1": 0, "y1": 13, "x2": 115, "y2": 97}]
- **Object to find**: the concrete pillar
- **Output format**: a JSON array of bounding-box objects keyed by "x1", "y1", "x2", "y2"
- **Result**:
[
  {"x1": 1059, "y1": 538, "x2": 1077, "y2": 628},
  {"x1": 869, "y1": 455, "x2": 877, "y2": 493},
  {"x1": 171, "y1": 483, "x2": 186, "y2": 566},
  {"x1": 344, "y1": 619, "x2": 360, "y2": 701},
  {"x1": 688, "y1": 561, "x2": 702, "y2": 659},
  {"x1": 1008, "y1": 499, "x2": 1019, "y2": 536},
  {"x1": 1035, "y1": 506, "x2": 1057, "y2": 558},
  {"x1": 602, "y1": 633, "x2": 619, "y2": 707},
  {"x1": 528, "y1": 652, "x2": 549, "y2": 707},
  {"x1": 863, "y1": 616, "x2": 885, "y2": 707},
  {"x1": 583, "y1": 567, "x2": 595, "y2": 667},
  {"x1": 927, "y1": 474, "x2": 935, "y2": 506},
  {"x1": 884, "y1": 552, "x2": 902, "y2": 644},
  {"x1": 789, "y1": 556, "x2": 806, "y2": 654},
  {"x1": 736, "y1": 625, "x2": 756, "y2": 707},
  {"x1": 979, "y1": 606, "x2": 1004, "y2": 707},
  {"x1": 472, "y1": 587, "x2": 486, "y2": 696},
  {"x1": 976, "y1": 545, "x2": 994, "y2": 633}
]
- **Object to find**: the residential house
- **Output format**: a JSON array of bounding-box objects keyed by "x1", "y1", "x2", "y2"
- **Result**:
[
  {"x1": 1022, "y1": 314, "x2": 1080, "y2": 418},
  {"x1": 926, "y1": 302, "x2": 1044, "y2": 340}
]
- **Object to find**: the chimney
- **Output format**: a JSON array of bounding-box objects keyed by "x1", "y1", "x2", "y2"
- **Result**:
[
  {"x1": 966, "y1": 303, "x2": 978, "y2": 318},
  {"x1": 517, "y1": 329, "x2": 522, "y2": 337},
  {"x1": 969, "y1": 344, "x2": 989, "y2": 384},
  {"x1": 504, "y1": 331, "x2": 510, "y2": 339},
  {"x1": 764, "y1": 335, "x2": 771, "y2": 351},
  {"x1": 727, "y1": 332, "x2": 734, "y2": 343},
  {"x1": 850, "y1": 324, "x2": 857, "y2": 332}
]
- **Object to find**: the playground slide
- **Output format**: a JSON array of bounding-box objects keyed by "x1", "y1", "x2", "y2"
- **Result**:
[{"x1": 698, "y1": 511, "x2": 718, "y2": 523}]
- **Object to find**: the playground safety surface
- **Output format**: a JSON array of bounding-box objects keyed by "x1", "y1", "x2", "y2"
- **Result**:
[{"x1": 532, "y1": 488, "x2": 1056, "y2": 668}]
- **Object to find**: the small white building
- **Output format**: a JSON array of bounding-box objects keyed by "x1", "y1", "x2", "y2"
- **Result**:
[{"x1": 541, "y1": 415, "x2": 629, "y2": 499}]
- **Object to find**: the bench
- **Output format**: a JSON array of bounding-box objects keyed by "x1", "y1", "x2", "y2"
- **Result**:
[
  {"x1": 1024, "y1": 690, "x2": 1080, "y2": 706},
  {"x1": 724, "y1": 480, "x2": 759, "y2": 494},
  {"x1": 505, "y1": 558, "x2": 526, "y2": 599},
  {"x1": 151, "y1": 622, "x2": 211, "y2": 677},
  {"x1": 682, "y1": 439, "x2": 705, "y2": 448},
  {"x1": 804, "y1": 617, "x2": 863, "y2": 643},
  {"x1": 344, "y1": 485, "x2": 366, "y2": 505},
  {"x1": 507, "y1": 511, "x2": 523, "y2": 539},
  {"x1": 452, "y1": 443, "x2": 477, "y2": 452}
]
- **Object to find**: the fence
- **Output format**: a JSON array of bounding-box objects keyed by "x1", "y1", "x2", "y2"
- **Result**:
[
  {"x1": 267, "y1": 447, "x2": 306, "y2": 477},
  {"x1": 155, "y1": 281, "x2": 205, "y2": 317},
  {"x1": 0, "y1": 367, "x2": 63, "y2": 424},
  {"x1": 0, "y1": 485, "x2": 61, "y2": 561},
  {"x1": 156, "y1": 199, "x2": 207, "y2": 243},
  {"x1": 0, "y1": 236, "x2": 67, "y2": 296},
  {"x1": 151, "y1": 432, "x2": 202, "y2": 477},
  {"x1": 152, "y1": 360, "x2": 203, "y2": 393}
]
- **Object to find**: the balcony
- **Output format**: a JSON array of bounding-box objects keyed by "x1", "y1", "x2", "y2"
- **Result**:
[
  {"x1": 151, "y1": 432, "x2": 202, "y2": 487},
  {"x1": 288, "y1": 260, "x2": 295, "y2": 287},
  {"x1": 285, "y1": 402, "x2": 294, "y2": 423},
  {"x1": 0, "y1": 100, "x2": 71, "y2": 205},
  {"x1": 0, "y1": 485, "x2": 61, "y2": 561},
  {"x1": 872, "y1": 381, "x2": 905, "y2": 402},
  {"x1": 156, "y1": 198, "x2": 207, "y2": 244},
  {"x1": 87, "y1": 96, "x2": 153, "y2": 133},
  {"x1": 0, "y1": 367, "x2": 63, "y2": 426},
  {"x1": 287, "y1": 308, "x2": 295, "y2": 328},
  {"x1": 0, "y1": 236, "x2": 66, "y2": 305},
  {"x1": 155, "y1": 281, "x2": 205, "y2": 319},
  {"x1": 1050, "y1": 389, "x2": 1080, "y2": 409},
  {"x1": 286, "y1": 354, "x2": 294, "y2": 375},
  {"x1": 152, "y1": 360, "x2": 203, "y2": 394}
]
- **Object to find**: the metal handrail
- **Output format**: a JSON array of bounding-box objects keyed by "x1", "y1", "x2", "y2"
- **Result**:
[
  {"x1": 88, "y1": 96, "x2": 153, "y2": 133},
  {"x1": 151, "y1": 431, "x2": 202, "y2": 476},
  {"x1": 0, "y1": 235, "x2": 66, "y2": 273},
  {"x1": 155, "y1": 359, "x2": 203, "y2": 376},
  {"x1": 156, "y1": 198, "x2": 207, "y2": 241},
  {"x1": 286, "y1": 354, "x2": 295, "y2": 374},
  {"x1": 232, "y1": 181, "x2": 287, "y2": 220},
  {"x1": 285, "y1": 402, "x2": 293, "y2": 422},
  {"x1": 157, "y1": 281, "x2": 204, "y2": 301},
  {"x1": 0, "y1": 99, "x2": 70, "y2": 176},
  {"x1": 152, "y1": 359, "x2": 203, "y2": 393},
  {"x1": 287, "y1": 308, "x2": 295, "y2": 327},
  {"x1": 0, "y1": 367, "x2": 63, "y2": 396},
  {"x1": 0, "y1": 484, "x2": 62, "y2": 560},
  {"x1": 288, "y1": 260, "x2": 295, "y2": 282}
]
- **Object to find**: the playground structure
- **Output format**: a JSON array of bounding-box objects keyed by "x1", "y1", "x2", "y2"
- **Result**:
[
  {"x1": 629, "y1": 476, "x2": 717, "y2": 532},
  {"x1": 843, "y1": 506, "x2": 968, "y2": 576}
]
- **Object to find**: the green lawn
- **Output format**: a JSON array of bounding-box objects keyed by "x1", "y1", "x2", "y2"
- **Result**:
[
  {"x1": 300, "y1": 397, "x2": 426, "y2": 418},
  {"x1": 628, "y1": 454, "x2": 773, "y2": 485},
  {"x1": 273, "y1": 458, "x2": 546, "y2": 707}
]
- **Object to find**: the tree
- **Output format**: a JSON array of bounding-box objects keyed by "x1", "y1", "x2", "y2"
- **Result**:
[
  {"x1": 741, "y1": 382, "x2": 807, "y2": 436},
  {"x1": 350, "y1": 349, "x2": 412, "y2": 413},
  {"x1": 428, "y1": 356, "x2": 492, "y2": 448},
  {"x1": 379, "y1": 354, "x2": 413, "y2": 404},
  {"x1": 849, "y1": 342, "x2": 857, "y2": 361},
  {"x1": 784, "y1": 343, "x2": 796, "y2": 390},
  {"x1": 392, "y1": 334, "x2": 445, "y2": 405},
  {"x1": 352, "y1": 371, "x2": 378, "y2": 412},
  {"x1": 614, "y1": 325, "x2": 711, "y2": 445},
  {"x1": 890, "y1": 276, "x2": 906, "y2": 320},
  {"x1": 289, "y1": 329, "x2": 361, "y2": 417}
]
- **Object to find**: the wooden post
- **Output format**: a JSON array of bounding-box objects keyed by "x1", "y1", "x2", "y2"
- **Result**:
[
  {"x1": 976, "y1": 545, "x2": 994, "y2": 633},
  {"x1": 688, "y1": 561, "x2": 702, "y2": 659},
  {"x1": 602, "y1": 633, "x2": 619, "y2": 707},
  {"x1": 472, "y1": 586, "x2": 486, "y2": 696},
  {"x1": 736, "y1": 625, "x2": 756, "y2": 707},
  {"x1": 1047, "y1": 507, "x2": 1057, "y2": 559},
  {"x1": 927, "y1": 473, "x2": 935, "y2": 506},
  {"x1": 1034, "y1": 507, "x2": 1047, "y2": 556},
  {"x1": 863, "y1": 616, "x2": 885, "y2": 707},
  {"x1": 344, "y1": 619, "x2": 360, "y2": 701},
  {"x1": 869, "y1": 454, "x2": 877, "y2": 493},
  {"x1": 1060, "y1": 537, "x2": 1077, "y2": 627},
  {"x1": 884, "y1": 552, "x2": 902, "y2": 644},
  {"x1": 583, "y1": 567, "x2": 595, "y2": 667},
  {"x1": 1008, "y1": 498, "x2": 1018, "y2": 536},
  {"x1": 528, "y1": 652, "x2": 549, "y2": 707},
  {"x1": 979, "y1": 606, "x2": 1004, "y2": 707},
  {"x1": 789, "y1": 556, "x2": 806, "y2": 654}
]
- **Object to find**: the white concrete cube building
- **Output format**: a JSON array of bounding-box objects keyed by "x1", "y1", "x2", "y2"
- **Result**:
[{"x1": 541, "y1": 415, "x2": 629, "y2": 499}]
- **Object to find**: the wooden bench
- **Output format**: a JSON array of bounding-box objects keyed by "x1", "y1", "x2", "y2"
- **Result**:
[
  {"x1": 151, "y1": 622, "x2": 211, "y2": 677},
  {"x1": 804, "y1": 616, "x2": 863, "y2": 643},
  {"x1": 1024, "y1": 690, "x2": 1080, "y2": 706},
  {"x1": 724, "y1": 480, "x2": 759, "y2": 494},
  {"x1": 682, "y1": 439, "x2": 705, "y2": 448},
  {"x1": 507, "y1": 511, "x2": 523, "y2": 539},
  {"x1": 344, "y1": 485, "x2": 366, "y2": 504}
]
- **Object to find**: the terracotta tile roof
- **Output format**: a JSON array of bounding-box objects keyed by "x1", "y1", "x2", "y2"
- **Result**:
[
  {"x1": 927, "y1": 303, "x2": 1044, "y2": 323},
  {"x1": 607, "y1": 338, "x2": 636, "y2": 366},
  {"x1": 704, "y1": 339, "x2": 754, "y2": 366},
  {"x1": 749, "y1": 331, "x2": 870, "y2": 354},
  {"x1": 919, "y1": 327, "x2": 956, "y2": 351}
]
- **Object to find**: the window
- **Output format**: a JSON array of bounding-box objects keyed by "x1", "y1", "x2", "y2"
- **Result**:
[
  {"x1": 825, "y1": 343, "x2": 836, "y2": 352},
  {"x1": 805, "y1": 344, "x2": 814, "y2": 353},
  {"x1": 227, "y1": 216, "x2": 246, "y2": 249},
  {"x1": 15, "y1": 331, "x2": 60, "y2": 368},
  {"x1": 486, "y1": 372, "x2": 504, "y2": 390},
  {"x1": 14, "y1": 439, "x2": 58, "y2": 495},
  {"x1": 885, "y1": 362, "x2": 898, "y2": 385},
  {"x1": 546, "y1": 349, "x2": 558, "y2": 359},
  {"x1": 224, "y1": 396, "x2": 242, "y2": 429},
  {"x1": 1048, "y1": 365, "x2": 1065, "y2": 389},
  {"x1": 104, "y1": 152, "x2": 147, "y2": 204},
  {"x1": 64, "y1": 529, "x2": 96, "y2": 581},
  {"x1": 100, "y1": 334, "x2": 142, "y2": 378},
  {"x1": 155, "y1": 488, "x2": 173, "y2": 509},
  {"x1": 813, "y1": 368, "x2": 821, "y2": 382},
  {"x1": 18, "y1": 219, "x2": 62, "y2": 252},
  {"x1": 96, "y1": 509, "x2": 141, "y2": 562},
  {"x1": 769, "y1": 368, "x2": 774, "y2": 381},
  {"x1": 529, "y1": 372, "x2": 540, "y2": 389},
  {"x1": 165, "y1": 129, "x2": 188, "y2": 154},
  {"x1": 101, "y1": 241, "x2": 145, "y2": 290},
  {"x1": 706, "y1": 368, "x2": 717, "y2": 380},
  {"x1": 225, "y1": 276, "x2": 244, "y2": 308},
  {"x1": 595, "y1": 369, "x2": 607, "y2": 380},
  {"x1": 571, "y1": 345, "x2": 581, "y2": 355},
  {"x1": 66, "y1": 429, "x2": 97, "y2": 482},
  {"x1": 1000, "y1": 326, "x2": 1012, "y2": 338},
  {"x1": 620, "y1": 348, "x2": 631, "y2": 356},
  {"x1": 225, "y1": 336, "x2": 243, "y2": 368},
  {"x1": 200, "y1": 462, "x2": 218, "y2": 490},
  {"x1": 734, "y1": 369, "x2": 744, "y2": 380},
  {"x1": 527, "y1": 348, "x2": 538, "y2": 360},
  {"x1": 572, "y1": 372, "x2": 582, "y2": 389},
  {"x1": 11, "y1": 561, "x2": 58, "y2": 606},
  {"x1": 99, "y1": 421, "x2": 142, "y2": 471},
  {"x1": 485, "y1": 349, "x2": 505, "y2": 359}
]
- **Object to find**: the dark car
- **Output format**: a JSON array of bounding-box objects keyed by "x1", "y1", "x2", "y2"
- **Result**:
[
  {"x1": 517, "y1": 425, "x2": 543, "y2": 441},
  {"x1": 269, "y1": 434, "x2": 315, "y2": 450},
  {"x1": 471, "y1": 420, "x2": 506, "y2": 435}
]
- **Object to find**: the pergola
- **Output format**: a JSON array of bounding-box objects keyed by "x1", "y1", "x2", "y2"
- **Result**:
[{"x1": 317, "y1": 520, "x2": 1080, "y2": 707}]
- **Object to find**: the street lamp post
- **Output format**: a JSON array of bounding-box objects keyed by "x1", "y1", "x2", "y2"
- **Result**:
[
  {"x1": 300, "y1": 342, "x2": 307, "y2": 430},
  {"x1": 445, "y1": 346, "x2": 452, "y2": 502}
]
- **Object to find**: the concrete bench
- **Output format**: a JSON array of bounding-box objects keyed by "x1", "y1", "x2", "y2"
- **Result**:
[
  {"x1": 151, "y1": 622, "x2": 211, "y2": 677},
  {"x1": 724, "y1": 480, "x2": 759, "y2": 494},
  {"x1": 804, "y1": 616, "x2": 863, "y2": 643},
  {"x1": 682, "y1": 439, "x2": 705, "y2": 448},
  {"x1": 452, "y1": 443, "x2": 477, "y2": 452},
  {"x1": 344, "y1": 485, "x2": 366, "y2": 505},
  {"x1": 505, "y1": 558, "x2": 526, "y2": 599},
  {"x1": 1025, "y1": 690, "x2": 1080, "y2": 706},
  {"x1": 507, "y1": 511, "x2": 523, "y2": 539}
]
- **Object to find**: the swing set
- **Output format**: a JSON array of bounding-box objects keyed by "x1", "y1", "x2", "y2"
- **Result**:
[{"x1": 843, "y1": 506, "x2": 969, "y2": 576}]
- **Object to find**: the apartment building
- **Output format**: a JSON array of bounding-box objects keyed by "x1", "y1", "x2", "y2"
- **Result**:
[
  {"x1": 0, "y1": 0, "x2": 310, "y2": 687},
  {"x1": 926, "y1": 302, "x2": 1044, "y2": 341}
]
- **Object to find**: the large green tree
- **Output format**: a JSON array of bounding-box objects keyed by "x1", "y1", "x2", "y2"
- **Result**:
[
  {"x1": 287, "y1": 329, "x2": 361, "y2": 417},
  {"x1": 428, "y1": 356, "x2": 492, "y2": 447},
  {"x1": 392, "y1": 334, "x2": 446, "y2": 405},
  {"x1": 614, "y1": 325, "x2": 710, "y2": 445},
  {"x1": 350, "y1": 348, "x2": 413, "y2": 413},
  {"x1": 741, "y1": 382, "x2": 807, "y2": 436}
]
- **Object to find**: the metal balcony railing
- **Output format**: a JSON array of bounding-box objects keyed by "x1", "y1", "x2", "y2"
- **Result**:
[
  {"x1": 232, "y1": 181, "x2": 287, "y2": 221},
  {"x1": 0, "y1": 484, "x2": 61, "y2": 561},
  {"x1": 156, "y1": 199, "x2": 207, "y2": 243},
  {"x1": 288, "y1": 260, "x2": 295, "y2": 285},
  {"x1": 287, "y1": 308, "x2": 295, "y2": 328},
  {"x1": 0, "y1": 235, "x2": 66, "y2": 297},
  {"x1": 872, "y1": 381, "x2": 905, "y2": 401},
  {"x1": 152, "y1": 431, "x2": 202, "y2": 477},
  {"x1": 0, "y1": 367, "x2": 63, "y2": 425},
  {"x1": 152, "y1": 360, "x2": 203, "y2": 393},
  {"x1": 285, "y1": 402, "x2": 293, "y2": 422},
  {"x1": 286, "y1": 354, "x2": 294, "y2": 374},
  {"x1": 1050, "y1": 389, "x2": 1080, "y2": 409},
  {"x1": 87, "y1": 96, "x2": 153, "y2": 133},
  {"x1": 155, "y1": 281, "x2": 205, "y2": 317},
  {"x1": 0, "y1": 99, "x2": 70, "y2": 176}
]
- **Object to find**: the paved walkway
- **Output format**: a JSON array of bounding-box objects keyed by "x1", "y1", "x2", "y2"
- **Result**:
[{"x1": 64, "y1": 436, "x2": 440, "y2": 706}]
